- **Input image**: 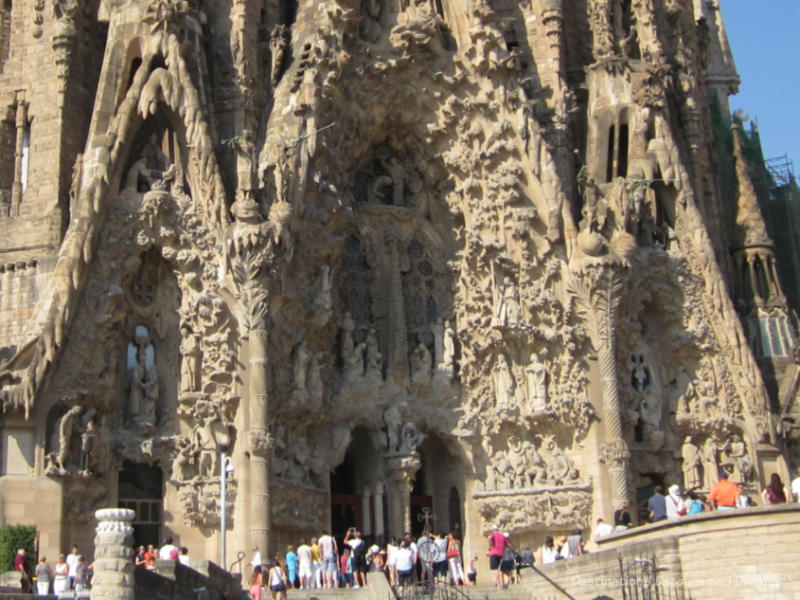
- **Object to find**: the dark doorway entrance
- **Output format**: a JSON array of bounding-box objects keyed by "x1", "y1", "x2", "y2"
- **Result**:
[
  {"x1": 410, "y1": 460, "x2": 433, "y2": 537},
  {"x1": 330, "y1": 450, "x2": 360, "y2": 540},
  {"x1": 118, "y1": 461, "x2": 163, "y2": 547}
]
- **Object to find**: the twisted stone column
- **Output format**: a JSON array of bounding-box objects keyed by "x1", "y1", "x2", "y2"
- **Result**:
[
  {"x1": 92, "y1": 508, "x2": 135, "y2": 600},
  {"x1": 570, "y1": 263, "x2": 630, "y2": 510}
]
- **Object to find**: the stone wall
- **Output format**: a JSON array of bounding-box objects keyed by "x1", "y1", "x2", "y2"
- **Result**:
[
  {"x1": 515, "y1": 505, "x2": 800, "y2": 600},
  {"x1": 0, "y1": 259, "x2": 55, "y2": 352},
  {"x1": 134, "y1": 560, "x2": 242, "y2": 600}
]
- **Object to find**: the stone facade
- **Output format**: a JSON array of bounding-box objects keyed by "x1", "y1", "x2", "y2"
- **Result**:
[{"x1": 0, "y1": 0, "x2": 797, "y2": 570}]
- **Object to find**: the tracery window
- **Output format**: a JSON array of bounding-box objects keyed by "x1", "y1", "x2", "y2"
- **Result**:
[{"x1": 339, "y1": 235, "x2": 374, "y2": 329}]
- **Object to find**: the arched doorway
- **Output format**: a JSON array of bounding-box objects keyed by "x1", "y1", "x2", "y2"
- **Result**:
[
  {"x1": 329, "y1": 428, "x2": 387, "y2": 543},
  {"x1": 118, "y1": 460, "x2": 163, "y2": 547},
  {"x1": 416, "y1": 435, "x2": 465, "y2": 537}
]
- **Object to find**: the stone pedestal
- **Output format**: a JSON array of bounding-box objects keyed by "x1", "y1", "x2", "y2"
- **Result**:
[{"x1": 92, "y1": 508, "x2": 135, "y2": 600}]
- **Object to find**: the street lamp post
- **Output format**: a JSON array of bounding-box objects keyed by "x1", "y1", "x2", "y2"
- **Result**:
[{"x1": 220, "y1": 451, "x2": 234, "y2": 570}]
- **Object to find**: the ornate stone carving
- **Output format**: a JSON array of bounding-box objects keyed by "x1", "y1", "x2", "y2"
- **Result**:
[{"x1": 92, "y1": 509, "x2": 135, "y2": 600}]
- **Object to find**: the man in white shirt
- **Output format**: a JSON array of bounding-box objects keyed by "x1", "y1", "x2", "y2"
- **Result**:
[
  {"x1": 248, "y1": 545, "x2": 262, "y2": 569},
  {"x1": 593, "y1": 518, "x2": 614, "y2": 540},
  {"x1": 791, "y1": 466, "x2": 800, "y2": 502},
  {"x1": 66, "y1": 545, "x2": 79, "y2": 589},
  {"x1": 318, "y1": 530, "x2": 338, "y2": 589},
  {"x1": 159, "y1": 537, "x2": 178, "y2": 560},
  {"x1": 297, "y1": 539, "x2": 313, "y2": 589},
  {"x1": 539, "y1": 536, "x2": 558, "y2": 565}
]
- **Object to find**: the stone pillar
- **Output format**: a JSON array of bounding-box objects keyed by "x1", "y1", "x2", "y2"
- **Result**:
[
  {"x1": 388, "y1": 454, "x2": 421, "y2": 537},
  {"x1": 570, "y1": 263, "x2": 630, "y2": 511},
  {"x1": 92, "y1": 508, "x2": 135, "y2": 600},
  {"x1": 248, "y1": 318, "x2": 270, "y2": 556},
  {"x1": 10, "y1": 93, "x2": 27, "y2": 214},
  {"x1": 374, "y1": 482, "x2": 385, "y2": 542},
  {"x1": 361, "y1": 486, "x2": 372, "y2": 536}
]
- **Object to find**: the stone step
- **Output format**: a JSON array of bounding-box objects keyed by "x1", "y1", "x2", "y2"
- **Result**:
[{"x1": 283, "y1": 586, "x2": 371, "y2": 600}]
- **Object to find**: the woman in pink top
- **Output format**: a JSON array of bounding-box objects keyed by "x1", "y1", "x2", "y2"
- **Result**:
[{"x1": 486, "y1": 526, "x2": 514, "y2": 588}]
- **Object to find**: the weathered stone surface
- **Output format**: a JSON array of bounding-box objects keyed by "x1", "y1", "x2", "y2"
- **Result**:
[{"x1": 0, "y1": 0, "x2": 796, "y2": 572}]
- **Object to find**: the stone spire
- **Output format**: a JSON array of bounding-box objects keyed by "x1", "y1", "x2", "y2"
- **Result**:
[
  {"x1": 695, "y1": 0, "x2": 740, "y2": 117},
  {"x1": 732, "y1": 123, "x2": 772, "y2": 250}
]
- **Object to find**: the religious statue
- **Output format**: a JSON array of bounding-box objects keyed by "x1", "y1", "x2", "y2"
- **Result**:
[
  {"x1": 701, "y1": 438, "x2": 719, "y2": 491},
  {"x1": 681, "y1": 436, "x2": 702, "y2": 491},
  {"x1": 293, "y1": 342, "x2": 310, "y2": 392},
  {"x1": 129, "y1": 346, "x2": 158, "y2": 430},
  {"x1": 365, "y1": 328, "x2": 382, "y2": 379},
  {"x1": 45, "y1": 405, "x2": 83, "y2": 476},
  {"x1": 721, "y1": 435, "x2": 754, "y2": 483},
  {"x1": 493, "y1": 276, "x2": 522, "y2": 327},
  {"x1": 193, "y1": 403, "x2": 230, "y2": 479},
  {"x1": 410, "y1": 341, "x2": 432, "y2": 384},
  {"x1": 525, "y1": 351, "x2": 547, "y2": 414},
  {"x1": 179, "y1": 325, "x2": 201, "y2": 394},
  {"x1": 442, "y1": 320, "x2": 456, "y2": 374},
  {"x1": 492, "y1": 354, "x2": 516, "y2": 415}
]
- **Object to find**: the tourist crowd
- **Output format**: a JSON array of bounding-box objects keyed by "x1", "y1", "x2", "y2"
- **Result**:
[
  {"x1": 17, "y1": 544, "x2": 92, "y2": 596},
  {"x1": 245, "y1": 528, "x2": 474, "y2": 600}
]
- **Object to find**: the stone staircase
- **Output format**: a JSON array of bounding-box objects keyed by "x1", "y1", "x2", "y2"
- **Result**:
[{"x1": 280, "y1": 580, "x2": 561, "y2": 600}]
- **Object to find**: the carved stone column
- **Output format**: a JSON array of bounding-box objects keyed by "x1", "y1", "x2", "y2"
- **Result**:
[
  {"x1": 374, "y1": 481, "x2": 385, "y2": 542},
  {"x1": 387, "y1": 238, "x2": 409, "y2": 385},
  {"x1": 387, "y1": 453, "x2": 421, "y2": 536},
  {"x1": 248, "y1": 317, "x2": 271, "y2": 557},
  {"x1": 361, "y1": 486, "x2": 372, "y2": 536},
  {"x1": 570, "y1": 262, "x2": 630, "y2": 510},
  {"x1": 92, "y1": 508, "x2": 135, "y2": 600}
]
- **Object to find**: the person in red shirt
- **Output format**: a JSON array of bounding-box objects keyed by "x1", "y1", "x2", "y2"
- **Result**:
[
  {"x1": 708, "y1": 471, "x2": 740, "y2": 510},
  {"x1": 14, "y1": 549, "x2": 31, "y2": 593},
  {"x1": 486, "y1": 526, "x2": 514, "y2": 588}
]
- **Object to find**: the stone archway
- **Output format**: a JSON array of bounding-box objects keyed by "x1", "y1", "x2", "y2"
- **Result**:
[
  {"x1": 415, "y1": 435, "x2": 466, "y2": 538},
  {"x1": 329, "y1": 427, "x2": 388, "y2": 543}
]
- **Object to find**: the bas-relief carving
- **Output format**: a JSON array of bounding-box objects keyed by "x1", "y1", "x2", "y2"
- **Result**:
[{"x1": 0, "y1": 0, "x2": 789, "y2": 546}]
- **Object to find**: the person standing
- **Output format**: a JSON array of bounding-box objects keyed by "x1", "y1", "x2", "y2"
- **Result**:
[
  {"x1": 249, "y1": 546, "x2": 263, "y2": 570},
  {"x1": 53, "y1": 554, "x2": 70, "y2": 594},
  {"x1": 159, "y1": 537, "x2": 178, "y2": 561},
  {"x1": 665, "y1": 485, "x2": 688, "y2": 520},
  {"x1": 35, "y1": 556, "x2": 51, "y2": 596},
  {"x1": 394, "y1": 539, "x2": 415, "y2": 598},
  {"x1": 432, "y1": 532, "x2": 449, "y2": 585},
  {"x1": 66, "y1": 545, "x2": 79, "y2": 589},
  {"x1": 708, "y1": 472, "x2": 740, "y2": 510},
  {"x1": 178, "y1": 547, "x2": 190, "y2": 566},
  {"x1": 345, "y1": 528, "x2": 367, "y2": 588},
  {"x1": 593, "y1": 518, "x2": 614, "y2": 539},
  {"x1": 296, "y1": 539, "x2": 313, "y2": 589},
  {"x1": 74, "y1": 556, "x2": 89, "y2": 593},
  {"x1": 14, "y1": 549, "x2": 31, "y2": 593},
  {"x1": 284, "y1": 545, "x2": 298, "y2": 589},
  {"x1": 310, "y1": 537, "x2": 322, "y2": 589},
  {"x1": 445, "y1": 532, "x2": 465, "y2": 586},
  {"x1": 318, "y1": 530, "x2": 338, "y2": 589},
  {"x1": 268, "y1": 559, "x2": 287, "y2": 600},
  {"x1": 648, "y1": 485, "x2": 668, "y2": 522},
  {"x1": 791, "y1": 466, "x2": 800, "y2": 502},
  {"x1": 539, "y1": 537, "x2": 558, "y2": 565},
  {"x1": 761, "y1": 473, "x2": 788, "y2": 505},
  {"x1": 248, "y1": 565, "x2": 264, "y2": 600},
  {"x1": 614, "y1": 501, "x2": 633, "y2": 530},
  {"x1": 487, "y1": 525, "x2": 513, "y2": 588}
]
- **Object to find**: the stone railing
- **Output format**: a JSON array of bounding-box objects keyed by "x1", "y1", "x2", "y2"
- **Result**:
[{"x1": 513, "y1": 504, "x2": 800, "y2": 600}]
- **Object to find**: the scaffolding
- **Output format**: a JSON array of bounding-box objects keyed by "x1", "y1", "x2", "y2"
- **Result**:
[{"x1": 766, "y1": 154, "x2": 796, "y2": 188}]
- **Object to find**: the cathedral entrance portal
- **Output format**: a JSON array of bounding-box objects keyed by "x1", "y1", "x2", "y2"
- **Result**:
[
  {"x1": 118, "y1": 460, "x2": 163, "y2": 548},
  {"x1": 329, "y1": 428, "x2": 387, "y2": 543}
]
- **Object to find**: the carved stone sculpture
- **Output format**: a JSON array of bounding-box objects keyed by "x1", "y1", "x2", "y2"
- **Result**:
[
  {"x1": 681, "y1": 436, "x2": 702, "y2": 491},
  {"x1": 525, "y1": 351, "x2": 548, "y2": 414},
  {"x1": 493, "y1": 276, "x2": 522, "y2": 327},
  {"x1": 179, "y1": 325, "x2": 201, "y2": 393}
]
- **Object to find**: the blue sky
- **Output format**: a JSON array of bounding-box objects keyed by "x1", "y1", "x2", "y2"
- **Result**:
[{"x1": 723, "y1": 1, "x2": 800, "y2": 171}]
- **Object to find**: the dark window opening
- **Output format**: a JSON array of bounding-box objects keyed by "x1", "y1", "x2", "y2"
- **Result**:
[
  {"x1": 606, "y1": 125, "x2": 616, "y2": 182},
  {"x1": 280, "y1": 0, "x2": 298, "y2": 26},
  {"x1": 617, "y1": 123, "x2": 629, "y2": 177}
]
